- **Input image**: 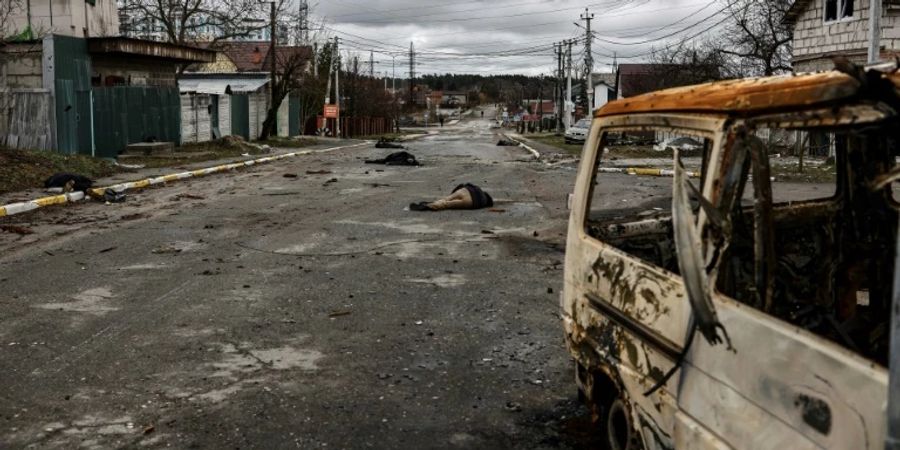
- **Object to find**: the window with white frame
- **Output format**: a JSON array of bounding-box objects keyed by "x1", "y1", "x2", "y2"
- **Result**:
[{"x1": 825, "y1": 0, "x2": 854, "y2": 22}]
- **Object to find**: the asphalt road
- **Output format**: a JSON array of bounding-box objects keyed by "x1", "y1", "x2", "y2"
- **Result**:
[{"x1": 0, "y1": 108, "x2": 598, "y2": 448}]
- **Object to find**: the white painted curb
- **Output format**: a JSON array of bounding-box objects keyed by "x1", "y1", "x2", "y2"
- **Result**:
[
  {"x1": 504, "y1": 135, "x2": 540, "y2": 160},
  {"x1": 0, "y1": 141, "x2": 370, "y2": 218}
]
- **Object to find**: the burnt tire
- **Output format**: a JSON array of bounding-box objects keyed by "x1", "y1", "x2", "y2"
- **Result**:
[{"x1": 606, "y1": 398, "x2": 642, "y2": 450}]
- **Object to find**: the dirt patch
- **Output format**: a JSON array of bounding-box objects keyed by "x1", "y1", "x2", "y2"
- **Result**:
[{"x1": 0, "y1": 148, "x2": 123, "y2": 195}]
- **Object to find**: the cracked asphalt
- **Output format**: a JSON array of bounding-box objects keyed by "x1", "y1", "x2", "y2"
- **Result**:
[{"x1": 0, "y1": 108, "x2": 601, "y2": 448}]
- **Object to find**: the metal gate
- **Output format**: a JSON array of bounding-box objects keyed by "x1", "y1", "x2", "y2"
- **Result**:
[
  {"x1": 230, "y1": 94, "x2": 250, "y2": 140},
  {"x1": 92, "y1": 86, "x2": 181, "y2": 158},
  {"x1": 289, "y1": 94, "x2": 301, "y2": 136}
]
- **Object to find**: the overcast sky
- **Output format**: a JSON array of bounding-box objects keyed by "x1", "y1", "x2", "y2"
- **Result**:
[{"x1": 308, "y1": 0, "x2": 727, "y2": 77}]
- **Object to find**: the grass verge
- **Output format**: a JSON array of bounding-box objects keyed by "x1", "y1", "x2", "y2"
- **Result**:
[
  {"x1": 527, "y1": 134, "x2": 583, "y2": 155},
  {"x1": 0, "y1": 148, "x2": 123, "y2": 195},
  {"x1": 120, "y1": 137, "x2": 317, "y2": 168}
]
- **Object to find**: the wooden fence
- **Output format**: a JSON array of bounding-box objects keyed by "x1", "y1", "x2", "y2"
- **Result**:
[
  {"x1": 0, "y1": 89, "x2": 53, "y2": 150},
  {"x1": 305, "y1": 116, "x2": 395, "y2": 138}
]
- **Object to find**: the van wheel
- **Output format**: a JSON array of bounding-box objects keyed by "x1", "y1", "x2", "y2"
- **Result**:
[{"x1": 607, "y1": 398, "x2": 642, "y2": 450}]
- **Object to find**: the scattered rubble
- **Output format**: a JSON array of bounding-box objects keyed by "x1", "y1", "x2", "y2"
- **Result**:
[{"x1": 0, "y1": 225, "x2": 35, "y2": 235}]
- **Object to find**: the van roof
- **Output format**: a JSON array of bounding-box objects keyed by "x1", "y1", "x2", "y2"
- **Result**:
[{"x1": 594, "y1": 70, "x2": 900, "y2": 118}]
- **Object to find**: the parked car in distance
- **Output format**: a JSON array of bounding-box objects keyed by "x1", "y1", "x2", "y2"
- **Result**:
[
  {"x1": 655, "y1": 136, "x2": 704, "y2": 153},
  {"x1": 564, "y1": 119, "x2": 591, "y2": 144}
]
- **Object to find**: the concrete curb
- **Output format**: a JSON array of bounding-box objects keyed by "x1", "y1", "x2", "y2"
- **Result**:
[
  {"x1": 503, "y1": 135, "x2": 540, "y2": 160},
  {"x1": 0, "y1": 141, "x2": 370, "y2": 218},
  {"x1": 598, "y1": 167, "x2": 700, "y2": 178}
]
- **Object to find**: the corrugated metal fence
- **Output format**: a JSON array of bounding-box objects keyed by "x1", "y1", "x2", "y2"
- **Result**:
[
  {"x1": 92, "y1": 86, "x2": 181, "y2": 158},
  {"x1": 0, "y1": 89, "x2": 53, "y2": 150}
]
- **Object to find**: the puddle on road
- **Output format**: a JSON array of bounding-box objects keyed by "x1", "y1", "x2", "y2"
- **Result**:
[
  {"x1": 404, "y1": 274, "x2": 467, "y2": 288},
  {"x1": 34, "y1": 287, "x2": 118, "y2": 315},
  {"x1": 250, "y1": 347, "x2": 323, "y2": 370},
  {"x1": 211, "y1": 342, "x2": 323, "y2": 380}
]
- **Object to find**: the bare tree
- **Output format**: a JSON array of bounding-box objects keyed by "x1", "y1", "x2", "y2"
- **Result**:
[
  {"x1": 720, "y1": 0, "x2": 793, "y2": 76},
  {"x1": 118, "y1": 0, "x2": 270, "y2": 46},
  {"x1": 0, "y1": 0, "x2": 23, "y2": 41},
  {"x1": 258, "y1": 43, "x2": 313, "y2": 140},
  {"x1": 648, "y1": 40, "x2": 730, "y2": 88}
]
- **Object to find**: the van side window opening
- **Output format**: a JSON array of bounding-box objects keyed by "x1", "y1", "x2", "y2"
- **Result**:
[
  {"x1": 585, "y1": 119, "x2": 898, "y2": 366},
  {"x1": 584, "y1": 129, "x2": 713, "y2": 275},
  {"x1": 717, "y1": 122, "x2": 896, "y2": 366}
]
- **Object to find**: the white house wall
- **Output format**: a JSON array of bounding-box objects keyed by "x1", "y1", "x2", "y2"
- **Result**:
[
  {"x1": 219, "y1": 94, "x2": 231, "y2": 137},
  {"x1": 8, "y1": 0, "x2": 119, "y2": 38},
  {"x1": 277, "y1": 98, "x2": 289, "y2": 137},
  {"x1": 248, "y1": 91, "x2": 267, "y2": 140},
  {"x1": 180, "y1": 94, "x2": 213, "y2": 144}
]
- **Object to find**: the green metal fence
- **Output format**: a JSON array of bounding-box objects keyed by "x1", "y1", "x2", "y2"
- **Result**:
[
  {"x1": 289, "y1": 95, "x2": 301, "y2": 136},
  {"x1": 231, "y1": 94, "x2": 250, "y2": 140},
  {"x1": 92, "y1": 86, "x2": 181, "y2": 158},
  {"x1": 51, "y1": 35, "x2": 92, "y2": 155}
]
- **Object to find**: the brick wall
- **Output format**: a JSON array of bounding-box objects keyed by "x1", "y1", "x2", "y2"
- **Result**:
[{"x1": 792, "y1": 0, "x2": 900, "y2": 72}]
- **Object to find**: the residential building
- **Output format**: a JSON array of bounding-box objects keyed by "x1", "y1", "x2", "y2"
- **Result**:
[
  {"x1": 441, "y1": 91, "x2": 467, "y2": 106},
  {"x1": 785, "y1": 0, "x2": 900, "y2": 72},
  {"x1": 591, "y1": 72, "x2": 617, "y2": 111},
  {"x1": 180, "y1": 42, "x2": 312, "y2": 141},
  {"x1": 1, "y1": 34, "x2": 214, "y2": 154},
  {"x1": 6, "y1": 0, "x2": 119, "y2": 39}
]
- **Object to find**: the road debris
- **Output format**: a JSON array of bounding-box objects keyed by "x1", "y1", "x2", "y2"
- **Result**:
[
  {"x1": 151, "y1": 245, "x2": 182, "y2": 254},
  {"x1": 283, "y1": 173, "x2": 299, "y2": 178},
  {"x1": 0, "y1": 225, "x2": 35, "y2": 235},
  {"x1": 172, "y1": 193, "x2": 206, "y2": 201},
  {"x1": 120, "y1": 213, "x2": 147, "y2": 221},
  {"x1": 306, "y1": 170, "x2": 333, "y2": 175},
  {"x1": 329, "y1": 310, "x2": 352, "y2": 318}
]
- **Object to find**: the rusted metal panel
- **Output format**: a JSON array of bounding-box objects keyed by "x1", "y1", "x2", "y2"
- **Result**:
[
  {"x1": 596, "y1": 71, "x2": 862, "y2": 118},
  {"x1": 564, "y1": 94, "x2": 898, "y2": 449},
  {"x1": 87, "y1": 37, "x2": 215, "y2": 63}
]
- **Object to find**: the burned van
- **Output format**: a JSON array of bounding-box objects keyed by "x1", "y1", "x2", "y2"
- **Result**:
[{"x1": 561, "y1": 66, "x2": 900, "y2": 449}]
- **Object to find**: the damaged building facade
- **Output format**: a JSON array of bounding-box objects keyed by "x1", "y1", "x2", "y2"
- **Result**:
[{"x1": 786, "y1": 0, "x2": 900, "y2": 72}]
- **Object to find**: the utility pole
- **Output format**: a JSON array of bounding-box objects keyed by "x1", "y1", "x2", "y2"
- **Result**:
[
  {"x1": 312, "y1": 42, "x2": 318, "y2": 77},
  {"x1": 269, "y1": 0, "x2": 277, "y2": 136},
  {"x1": 537, "y1": 74, "x2": 544, "y2": 133},
  {"x1": 581, "y1": 7, "x2": 595, "y2": 112},
  {"x1": 298, "y1": 0, "x2": 309, "y2": 44},
  {"x1": 868, "y1": 0, "x2": 882, "y2": 64},
  {"x1": 334, "y1": 36, "x2": 341, "y2": 138},
  {"x1": 555, "y1": 42, "x2": 563, "y2": 133},
  {"x1": 409, "y1": 42, "x2": 416, "y2": 107},
  {"x1": 566, "y1": 39, "x2": 573, "y2": 129},
  {"x1": 369, "y1": 50, "x2": 375, "y2": 78}
]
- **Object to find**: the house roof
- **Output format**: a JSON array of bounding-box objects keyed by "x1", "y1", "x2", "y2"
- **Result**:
[
  {"x1": 592, "y1": 72, "x2": 616, "y2": 86},
  {"x1": 87, "y1": 37, "x2": 215, "y2": 63},
  {"x1": 261, "y1": 45, "x2": 313, "y2": 72},
  {"x1": 595, "y1": 70, "x2": 900, "y2": 118},
  {"x1": 616, "y1": 64, "x2": 671, "y2": 97},
  {"x1": 178, "y1": 76, "x2": 269, "y2": 94},
  {"x1": 216, "y1": 42, "x2": 271, "y2": 72}
]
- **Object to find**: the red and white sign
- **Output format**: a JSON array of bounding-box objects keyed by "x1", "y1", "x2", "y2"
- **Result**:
[{"x1": 323, "y1": 104, "x2": 339, "y2": 119}]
